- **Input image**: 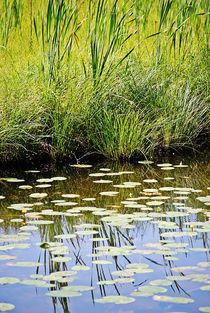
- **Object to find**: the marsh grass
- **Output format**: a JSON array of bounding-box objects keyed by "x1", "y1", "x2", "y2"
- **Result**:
[
  {"x1": 48, "y1": 77, "x2": 92, "y2": 157},
  {"x1": 88, "y1": 106, "x2": 150, "y2": 160},
  {"x1": 0, "y1": 72, "x2": 48, "y2": 161},
  {"x1": 156, "y1": 83, "x2": 210, "y2": 149},
  {"x1": 0, "y1": 0, "x2": 209, "y2": 162}
]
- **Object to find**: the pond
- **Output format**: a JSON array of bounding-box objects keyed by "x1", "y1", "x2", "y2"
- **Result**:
[{"x1": 0, "y1": 158, "x2": 210, "y2": 313}]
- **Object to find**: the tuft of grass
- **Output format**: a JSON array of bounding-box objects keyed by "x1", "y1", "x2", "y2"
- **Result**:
[
  {"x1": 87, "y1": 82, "x2": 158, "y2": 160},
  {"x1": 0, "y1": 72, "x2": 48, "y2": 161},
  {"x1": 48, "y1": 76, "x2": 92, "y2": 157},
  {"x1": 156, "y1": 83, "x2": 210, "y2": 150}
]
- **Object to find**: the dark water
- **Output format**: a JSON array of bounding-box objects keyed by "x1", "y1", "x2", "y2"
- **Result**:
[{"x1": 0, "y1": 158, "x2": 210, "y2": 313}]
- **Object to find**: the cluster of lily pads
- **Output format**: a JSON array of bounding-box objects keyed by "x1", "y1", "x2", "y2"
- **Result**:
[{"x1": 0, "y1": 161, "x2": 210, "y2": 312}]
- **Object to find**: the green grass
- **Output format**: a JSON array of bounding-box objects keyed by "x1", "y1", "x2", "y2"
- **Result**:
[{"x1": 0, "y1": 0, "x2": 209, "y2": 162}]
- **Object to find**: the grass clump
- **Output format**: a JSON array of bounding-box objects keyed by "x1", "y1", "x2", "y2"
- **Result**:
[
  {"x1": 88, "y1": 105, "x2": 152, "y2": 160},
  {"x1": 156, "y1": 83, "x2": 209, "y2": 150},
  {"x1": 0, "y1": 72, "x2": 48, "y2": 162}
]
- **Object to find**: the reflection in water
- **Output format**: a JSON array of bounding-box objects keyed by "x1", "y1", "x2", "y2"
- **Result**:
[{"x1": 0, "y1": 159, "x2": 210, "y2": 313}]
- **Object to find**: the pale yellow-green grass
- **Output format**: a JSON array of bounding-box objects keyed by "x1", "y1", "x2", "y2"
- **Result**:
[{"x1": 0, "y1": 0, "x2": 209, "y2": 161}]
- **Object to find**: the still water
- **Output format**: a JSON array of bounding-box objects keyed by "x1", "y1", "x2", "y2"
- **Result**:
[{"x1": 0, "y1": 158, "x2": 210, "y2": 313}]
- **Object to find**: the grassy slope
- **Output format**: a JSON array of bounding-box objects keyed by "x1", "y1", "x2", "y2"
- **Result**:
[{"x1": 0, "y1": 0, "x2": 209, "y2": 162}]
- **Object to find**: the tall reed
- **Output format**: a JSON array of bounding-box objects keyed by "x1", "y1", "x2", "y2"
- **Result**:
[
  {"x1": 0, "y1": 0, "x2": 23, "y2": 46},
  {"x1": 33, "y1": 0, "x2": 82, "y2": 83},
  {"x1": 88, "y1": 0, "x2": 136, "y2": 85}
]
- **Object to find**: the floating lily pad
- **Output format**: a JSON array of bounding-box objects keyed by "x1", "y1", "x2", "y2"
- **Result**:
[
  {"x1": 51, "y1": 177, "x2": 67, "y2": 181},
  {"x1": 0, "y1": 277, "x2": 20, "y2": 285},
  {"x1": 200, "y1": 285, "x2": 210, "y2": 291},
  {"x1": 46, "y1": 290, "x2": 81, "y2": 297},
  {"x1": 25, "y1": 170, "x2": 40, "y2": 173},
  {"x1": 99, "y1": 168, "x2": 111, "y2": 172},
  {"x1": 28, "y1": 220, "x2": 54, "y2": 225},
  {"x1": 20, "y1": 279, "x2": 54, "y2": 288},
  {"x1": 11, "y1": 261, "x2": 42, "y2": 267},
  {"x1": 19, "y1": 225, "x2": 38, "y2": 231},
  {"x1": 52, "y1": 257, "x2": 71, "y2": 263},
  {"x1": 149, "y1": 279, "x2": 173, "y2": 286},
  {"x1": 95, "y1": 295, "x2": 135, "y2": 304},
  {"x1": 144, "y1": 179, "x2": 158, "y2": 183},
  {"x1": 92, "y1": 260, "x2": 112, "y2": 265},
  {"x1": 82, "y1": 198, "x2": 96, "y2": 201},
  {"x1": 29, "y1": 193, "x2": 48, "y2": 199},
  {"x1": 97, "y1": 280, "x2": 115, "y2": 285},
  {"x1": 137, "y1": 286, "x2": 167, "y2": 294},
  {"x1": 0, "y1": 243, "x2": 31, "y2": 251},
  {"x1": 62, "y1": 285, "x2": 94, "y2": 292},
  {"x1": 160, "y1": 231, "x2": 197, "y2": 238},
  {"x1": 55, "y1": 201, "x2": 77, "y2": 206},
  {"x1": 62, "y1": 194, "x2": 80, "y2": 198},
  {"x1": 0, "y1": 255, "x2": 16, "y2": 261},
  {"x1": 0, "y1": 303, "x2": 15, "y2": 311},
  {"x1": 138, "y1": 161, "x2": 154, "y2": 165},
  {"x1": 99, "y1": 191, "x2": 119, "y2": 196},
  {"x1": 89, "y1": 172, "x2": 106, "y2": 177},
  {"x1": 76, "y1": 230, "x2": 98, "y2": 236},
  {"x1": 43, "y1": 271, "x2": 77, "y2": 281},
  {"x1": 114, "y1": 277, "x2": 135, "y2": 284},
  {"x1": 199, "y1": 307, "x2": 210, "y2": 312},
  {"x1": 166, "y1": 275, "x2": 191, "y2": 281},
  {"x1": 10, "y1": 219, "x2": 23, "y2": 223},
  {"x1": 54, "y1": 234, "x2": 76, "y2": 240},
  {"x1": 71, "y1": 265, "x2": 90, "y2": 271},
  {"x1": 146, "y1": 201, "x2": 164, "y2": 206},
  {"x1": 153, "y1": 295, "x2": 194, "y2": 304},
  {"x1": 4, "y1": 178, "x2": 25, "y2": 183},
  {"x1": 198, "y1": 262, "x2": 210, "y2": 268},
  {"x1": 35, "y1": 184, "x2": 52, "y2": 188},
  {"x1": 93, "y1": 180, "x2": 113, "y2": 184},
  {"x1": 71, "y1": 164, "x2": 92, "y2": 168}
]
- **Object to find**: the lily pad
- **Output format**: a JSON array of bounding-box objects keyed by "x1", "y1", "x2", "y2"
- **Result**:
[
  {"x1": 92, "y1": 260, "x2": 112, "y2": 265},
  {"x1": 71, "y1": 164, "x2": 92, "y2": 168},
  {"x1": 29, "y1": 193, "x2": 48, "y2": 199},
  {"x1": 18, "y1": 185, "x2": 33, "y2": 190},
  {"x1": 46, "y1": 290, "x2": 81, "y2": 297},
  {"x1": 199, "y1": 307, "x2": 210, "y2": 313},
  {"x1": 0, "y1": 277, "x2": 20, "y2": 285},
  {"x1": 0, "y1": 303, "x2": 15, "y2": 311},
  {"x1": 11, "y1": 261, "x2": 42, "y2": 267},
  {"x1": 153, "y1": 295, "x2": 194, "y2": 304},
  {"x1": 20, "y1": 279, "x2": 54, "y2": 288},
  {"x1": 71, "y1": 265, "x2": 90, "y2": 271},
  {"x1": 95, "y1": 295, "x2": 135, "y2": 304},
  {"x1": 137, "y1": 286, "x2": 167, "y2": 294}
]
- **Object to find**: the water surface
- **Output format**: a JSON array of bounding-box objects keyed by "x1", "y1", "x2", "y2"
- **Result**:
[{"x1": 0, "y1": 159, "x2": 210, "y2": 313}]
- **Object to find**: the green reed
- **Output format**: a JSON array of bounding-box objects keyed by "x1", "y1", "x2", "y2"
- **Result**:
[
  {"x1": 33, "y1": 0, "x2": 82, "y2": 83},
  {"x1": 0, "y1": 0, "x2": 23, "y2": 46},
  {"x1": 88, "y1": 0, "x2": 136, "y2": 85}
]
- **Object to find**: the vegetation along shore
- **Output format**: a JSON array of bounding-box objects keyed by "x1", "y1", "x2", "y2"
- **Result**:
[{"x1": 0, "y1": 0, "x2": 209, "y2": 164}]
